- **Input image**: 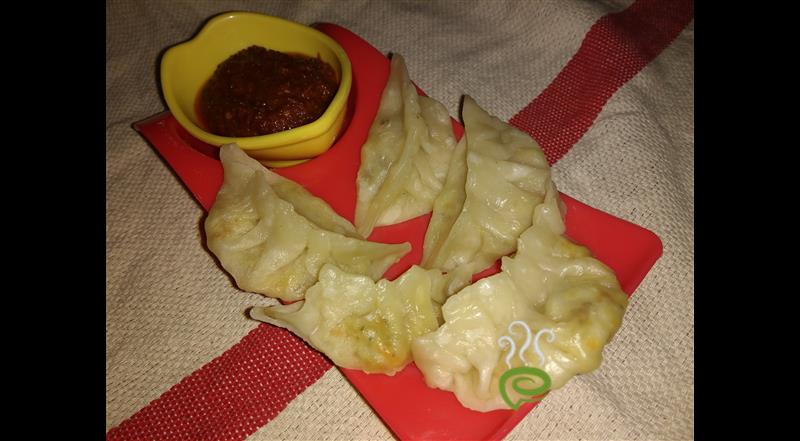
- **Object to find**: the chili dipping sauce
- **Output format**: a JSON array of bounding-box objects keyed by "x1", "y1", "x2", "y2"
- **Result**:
[{"x1": 198, "y1": 46, "x2": 339, "y2": 137}]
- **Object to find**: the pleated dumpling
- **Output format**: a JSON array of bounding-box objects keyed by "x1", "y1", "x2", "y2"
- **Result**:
[
  {"x1": 205, "y1": 144, "x2": 411, "y2": 302},
  {"x1": 251, "y1": 263, "x2": 445, "y2": 375},
  {"x1": 421, "y1": 96, "x2": 552, "y2": 295},
  {"x1": 412, "y1": 180, "x2": 629, "y2": 412},
  {"x1": 354, "y1": 54, "x2": 457, "y2": 238},
  {"x1": 420, "y1": 137, "x2": 467, "y2": 269}
]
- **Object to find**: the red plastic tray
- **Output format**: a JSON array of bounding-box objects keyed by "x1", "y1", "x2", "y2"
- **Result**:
[{"x1": 135, "y1": 23, "x2": 663, "y2": 441}]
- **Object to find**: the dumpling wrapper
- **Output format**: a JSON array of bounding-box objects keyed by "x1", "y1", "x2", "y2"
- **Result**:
[
  {"x1": 205, "y1": 144, "x2": 411, "y2": 301},
  {"x1": 420, "y1": 137, "x2": 467, "y2": 267},
  {"x1": 251, "y1": 263, "x2": 445, "y2": 375},
  {"x1": 354, "y1": 54, "x2": 457, "y2": 238},
  {"x1": 421, "y1": 96, "x2": 552, "y2": 295},
  {"x1": 412, "y1": 180, "x2": 629, "y2": 412}
]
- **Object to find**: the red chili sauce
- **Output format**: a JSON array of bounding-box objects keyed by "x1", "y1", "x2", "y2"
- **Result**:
[{"x1": 197, "y1": 46, "x2": 339, "y2": 137}]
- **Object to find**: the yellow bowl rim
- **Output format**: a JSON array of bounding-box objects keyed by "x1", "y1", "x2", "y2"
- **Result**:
[{"x1": 160, "y1": 11, "x2": 352, "y2": 151}]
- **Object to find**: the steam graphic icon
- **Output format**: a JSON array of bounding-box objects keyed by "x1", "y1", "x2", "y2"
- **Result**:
[{"x1": 497, "y1": 321, "x2": 554, "y2": 410}]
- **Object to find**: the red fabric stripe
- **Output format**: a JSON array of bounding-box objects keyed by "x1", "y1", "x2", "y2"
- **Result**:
[
  {"x1": 106, "y1": 325, "x2": 331, "y2": 441},
  {"x1": 108, "y1": 1, "x2": 692, "y2": 439},
  {"x1": 510, "y1": 0, "x2": 694, "y2": 165}
]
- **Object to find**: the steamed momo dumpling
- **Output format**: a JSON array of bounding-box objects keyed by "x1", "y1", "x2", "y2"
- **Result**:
[
  {"x1": 205, "y1": 144, "x2": 411, "y2": 301},
  {"x1": 412, "y1": 180, "x2": 628, "y2": 412},
  {"x1": 263, "y1": 170, "x2": 361, "y2": 239},
  {"x1": 421, "y1": 137, "x2": 467, "y2": 267},
  {"x1": 354, "y1": 54, "x2": 457, "y2": 238},
  {"x1": 421, "y1": 96, "x2": 552, "y2": 295},
  {"x1": 251, "y1": 263, "x2": 445, "y2": 375}
]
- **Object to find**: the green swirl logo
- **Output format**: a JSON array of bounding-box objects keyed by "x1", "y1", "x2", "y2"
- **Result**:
[
  {"x1": 499, "y1": 367, "x2": 551, "y2": 410},
  {"x1": 497, "y1": 321, "x2": 554, "y2": 410}
]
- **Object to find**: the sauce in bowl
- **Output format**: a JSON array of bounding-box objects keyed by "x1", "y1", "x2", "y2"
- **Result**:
[{"x1": 198, "y1": 46, "x2": 339, "y2": 137}]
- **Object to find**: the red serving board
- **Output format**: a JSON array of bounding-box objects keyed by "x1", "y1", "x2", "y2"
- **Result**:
[{"x1": 136, "y1": 23, "x2": 662, "y2": 441}]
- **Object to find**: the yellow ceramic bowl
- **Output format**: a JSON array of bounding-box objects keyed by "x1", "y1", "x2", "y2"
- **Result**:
[{"x1": 160, "y1": 12, "x2": 352, "y2": 167}]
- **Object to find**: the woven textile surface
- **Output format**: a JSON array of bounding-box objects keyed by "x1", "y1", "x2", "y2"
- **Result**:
[{"x1": 106, "y1": 1, "x2": 694, "y2": 440}]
